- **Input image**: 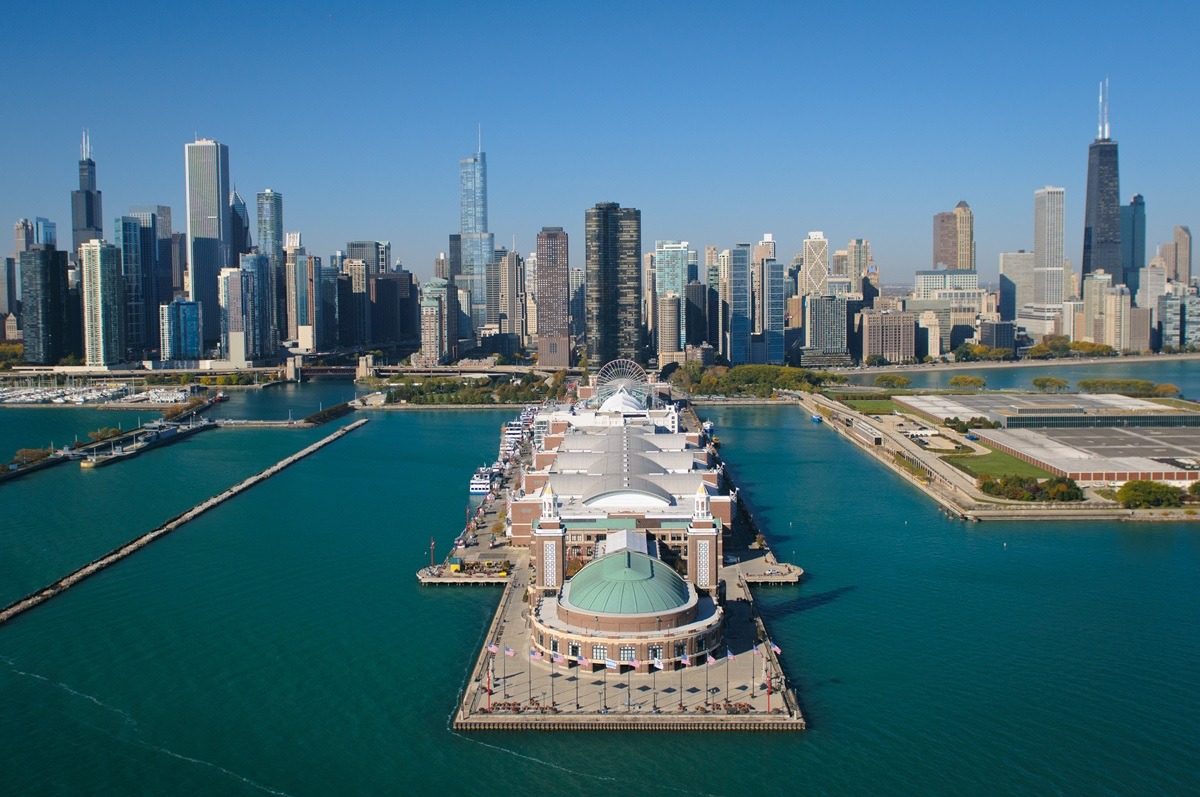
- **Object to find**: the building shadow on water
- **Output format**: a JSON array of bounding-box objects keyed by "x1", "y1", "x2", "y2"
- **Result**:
[{"x1": 768, "y1": 584, "x2": 858, "y2": 621}]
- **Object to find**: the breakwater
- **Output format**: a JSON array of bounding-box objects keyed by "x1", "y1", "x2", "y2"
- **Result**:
[{"x1": 0, "y1": 417, "x2": 369, "y2": 626}]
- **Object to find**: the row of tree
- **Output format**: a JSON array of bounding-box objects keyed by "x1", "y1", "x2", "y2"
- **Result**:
[
  {"x1": 1076, "y1": 379, "x2": 1180, "y2": 397},
  {"x1": 1024, "y1": 336, "x2": 1116, "y2": 359},
  {"x1": 977, "y1": 474, "x2": 1085, "y2": 502},
  {"x1": 1115, "y1": 480, "x2": 1200, "y2": 508},
  {"x1": 668, "y1": 364, "x2": 848, "y2": 397}
]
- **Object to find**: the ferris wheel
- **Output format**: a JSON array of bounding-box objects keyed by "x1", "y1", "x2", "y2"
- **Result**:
[{"x1": 594, "y1": 359, "x2": 649, "y2": 405}]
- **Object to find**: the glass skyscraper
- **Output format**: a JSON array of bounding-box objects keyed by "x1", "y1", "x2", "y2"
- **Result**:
[
  {"x1": 19, "y1": 245, "x2": 70, "y2": 364},
  {"x1": 584, "y1": 202, "x2": 641, "y2": 366},
  {"x1": 71, "y1": 131, "x2": 103, "y2": 260},
  {"x1": 256, "y1": 188, "x2": 284, "y2": 349},
  {"x1": 113, "y1": 216, "x2": 146, "y2": 357},
  {"x1": 723, "y1": 245, "x2": 751, "y2": 365},
  {"x1": 1082, "y1": 83, "x2": 1121, "y2": 284},
  {"x1": 459, "y1": 150, "x2": 493, "y2": 332},
  {"x1": 655, "y1": 241, "x2": 689, "y2": 348},
  {"x1": 185, "y1": 138, "x2": 231, "y2": 342}
]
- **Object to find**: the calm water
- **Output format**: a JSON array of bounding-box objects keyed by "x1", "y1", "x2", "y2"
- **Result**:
[
  {"x1": 845, "y1": 356, "x2": 1200, "y2": 398},
  {"x1": 2, "y1": 369, "x2": 1199, "y2": 795}
]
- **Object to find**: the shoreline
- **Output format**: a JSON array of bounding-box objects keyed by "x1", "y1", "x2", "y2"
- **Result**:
[{"x1": 838, "y1": 351, "x2": 1200, "y2": 377}]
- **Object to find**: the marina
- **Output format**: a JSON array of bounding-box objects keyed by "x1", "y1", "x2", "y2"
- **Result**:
[{"x1": 79, "y1": 417, "x2": 216, "y2": 469}]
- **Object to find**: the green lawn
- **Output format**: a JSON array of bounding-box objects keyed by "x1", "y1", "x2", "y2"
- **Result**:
[
  {"x1": 943, "y1": 445, "x2": 1055, "y2": 479},
  {"x1": 843, "y1": 399, "x2": 895, "y2": 414}
]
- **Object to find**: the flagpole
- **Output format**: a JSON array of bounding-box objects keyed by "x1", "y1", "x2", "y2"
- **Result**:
[
  {"x1": 503, "y1": 650, "x2": 508, "y2": 698},
  {"x1": 551, "y1": 655, "x2": 555, "y2": 707},
  {"x1": 652, "y1": 664, "x2": 657, "y2": 711},
  {"x1": 575, "y1": 660, "x2": 580, "y2": 709},
  {"x1": 679, "y1": 654, "x2": 684, "y2": 711},
  {"x1": 705, "y1": 656, "x2": 710, "y2": 710},
  {"x1": 751, "y1": 646, "x2": 756, "y2": 698},
  {"x1": 487, "y1": 654, "x2": 492, "y2": 713},
  {"x1": 725, "y1": 649, "x2": 730, "y2": 709},
  {"x1": 528, "y1": 657, "x2": 532, "y2": 705},
  {"x1": 603, "y1": 665, "x2": 608, "y2": 711},
  {"x1": 625, "y1": 665, "x2": 631, "y2": 711}
]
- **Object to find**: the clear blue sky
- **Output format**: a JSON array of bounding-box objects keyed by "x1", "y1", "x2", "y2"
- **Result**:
[{"x1": 3, "y1": 0, "x2": 1197, "y2": 284}]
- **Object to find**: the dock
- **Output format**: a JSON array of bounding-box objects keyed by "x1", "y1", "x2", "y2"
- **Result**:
[{"x1": 0, "y1": 418, "x2": 369, "y2": 627}]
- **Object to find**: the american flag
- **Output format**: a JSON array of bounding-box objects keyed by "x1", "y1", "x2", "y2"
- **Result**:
[
  {"x1": 653, "y1": 657, "x2": 664, "y2": 670},
  {"x1": 552, "y1": 652, "x2": 564, "y2": 664},
  {"x1": 726, "y1": 649, "x2": 736, "y2": 661},
  {"x1": 504, "y1": 646, "x2": 516, "y2": 657},
  {"x1": 629, "y1": 658, "x2": 641, "y2": 669},
  {"x1": 681, "y1": 653, "x2": 690, "y2": 666},
  {"x1": 487, "y1": 643, "x2": 499, "y2": 654},
  {"x1": 753, "y1": 644, "x2": 763, "y2": 657},
  {"x1": 706, "y1": 653, "x2": 717, "y2": 666},
  {"x1": 578, "y1": 655, "x2": 590, "y2": 667},
  {"x1": 530, "y1": 649, "x2": 544, "y2": 660},
  {"x1": 771, "y1": 642, "x2": 782, "y2": 655}
]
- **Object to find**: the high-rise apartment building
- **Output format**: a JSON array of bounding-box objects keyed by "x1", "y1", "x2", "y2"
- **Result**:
[
  {"x1": 239, "y1": 252, "x2": 275, "y2": 359},
  {"x1": 953, "y1": 202, "x2": 975, "y2": 270},
  {"x1": 185, "y1": 138, "x2": 231, "y2": 341},
  {"x1": 858, "y1": 309, "x2": 916, "y2": 364},
  {"x1": 684, "y1": 280, "x2": 708, "y2": 348},
  {"x1": 496, "y1": 250, "x2": 525, "y2": 341},
  {"x1": 230, "y1": 189, "x2": 252, "y2": 257},
  {"x1": 762, "y1": 258, "x2": 786, "y2": 364},
  {"x1": 569, "y1": 268, "x2": 585, "y2": 343},
  {"x1": 159, "y1": 298, "x2": 202, "y2": 361},
  {"x1": 584, "y1": 202, "x2": 641, "y2": 366},
  {"x1": 846, "y1": 239, "x2": 871, "y2": 280},
  {"x1": 459, "y1": 149, "x2": 493, "y2": 332},
  {"x1": 113, "y1": 216, "x2": 147, "y2": 358},
  {"x1": 80, "y1": 240, "x2": 125, "y2": 366},
  {"x1": 128, "y1": 205, "x2": 173, "y2": 347},
  {"x1": 1161, "y1": 226, "x2": 1193, "y2": 284},
  {"x1": 19, "y1": 245, "x2": 70, "y2": 364},
  {"x1": 656, "y1": 292, "x2": 682, "y2": 365},
  {"x1": 655, "y1": 241, "x2": 689, "y2": 349},
  {"x1": 218, "y1": 267, "x2": 252, "y2": 365},
  {"x1": 536, "y1": 227, "x2": 570, "y2": 368},
  {"x1": 71, "y1": 131, "x2": 103, "y2": 260},
  {"x1": 721, "y1": 245, "x2": 751, "y2": 365},
  {"x1": 1082, "y1": 80, "x2": 1122, "y2": 284}
]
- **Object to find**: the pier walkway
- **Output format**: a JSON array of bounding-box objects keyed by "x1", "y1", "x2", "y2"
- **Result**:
[{"x1": 0, "y1": 418, "x2": 369, "y2": 627}]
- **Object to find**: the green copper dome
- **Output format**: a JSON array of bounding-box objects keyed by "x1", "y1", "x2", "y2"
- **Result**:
[{"x1": 565, "y1": 550, "x2": 690, "y2": 615}]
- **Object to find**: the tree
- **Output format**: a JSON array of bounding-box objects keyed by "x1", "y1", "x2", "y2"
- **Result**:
[
  {"x1": 1116, "y1": 481, "x2": 1183, "y2": 509},
  {"x1": 1154, "y1": 383, "x2": 1181, "y2": 397},
  {"x1": 874, "y1": 374, "x2": 911, "y2": 389},
  {"x1": 865, "y1": 354, "x2": 888, "y2": 366},
  {"x1": 948, "y1": 375, "x2": 986, "y2": 390},
  {"x1": 1032, "y1": 376, "x2": 1069, "y2": 393},
  {"x1": 1189, "y1": 481, "x2": 1200, "y2": 498}
]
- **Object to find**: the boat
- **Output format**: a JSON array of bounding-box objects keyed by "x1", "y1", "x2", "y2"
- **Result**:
[
  {"x1": 469, "y1": 467, "x2": 493, "y2": 494},
  {"x1": 213, "y1": 392, "x2": 229, "y2": 403},
  {"x1": 811, "y1": 414, "x2": 823, "y2": 423}
]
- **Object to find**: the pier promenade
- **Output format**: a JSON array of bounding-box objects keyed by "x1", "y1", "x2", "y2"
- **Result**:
[{"x1": 0, "y1": 418, "x2": 369, "y2": 626}]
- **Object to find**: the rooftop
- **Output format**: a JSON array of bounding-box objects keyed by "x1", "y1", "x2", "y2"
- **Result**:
[{"x1": 563, "y1": 550, "x2": 691, "y2": 615}]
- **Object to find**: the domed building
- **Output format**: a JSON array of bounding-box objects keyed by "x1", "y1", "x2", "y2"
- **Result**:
[{"x1": 530, "y1": 529, "x2": 724, "y2": 673}]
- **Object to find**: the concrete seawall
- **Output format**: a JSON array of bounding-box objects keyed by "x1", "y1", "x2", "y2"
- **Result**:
[{"x1": 0, "y1": 418, "x2": 369, "y2": 627}]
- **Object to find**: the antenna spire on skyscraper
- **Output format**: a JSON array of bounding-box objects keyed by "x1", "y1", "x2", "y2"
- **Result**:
[
  {"x1": 1103, "y1": 77, "x2": 1110, "y2": 139},
  {"x1": 81, "y1": 128, "x2": 92, "y2": 161},
  {"x1": 478, "y1": 123, "x2": 482, "y2": 153}
]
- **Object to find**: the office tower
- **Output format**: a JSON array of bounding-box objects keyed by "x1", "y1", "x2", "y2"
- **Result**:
[
  {"x1": 998, "y1": 251, "x2": 1035, "y2": 321},
  {"x1": 495, "y1": 250, "x2": 524, "y2": 340},
  {"x1": 460, "y1": 147, "x2": 493, "y2": 332},
  {"x1": 113, "y1": 216, "x2": 147, "y2": 357},
  {"x1": 256, "y1": 188, "x2": 284, "y2": 343},
  {"x1": 641, "y1": 252, "x2": 656, "y2": 336},
  {"x1": 239, "y1": 252, "x2": 275, "y2": 358},
  {"x1": 339, "y1": 259, "x2": 370, "y2": 347},
  {"x1": 798, "y1": 232, "x2": 829, "y2": 296},
  {"x1": 1120, "y1": 194, "x2": 1146, "y2": 283},
  {"x1": 328, "y1": 251, "x2": 346, "y2": 271},
  {"x1": 71, "y1": 131, "x2": 103, "y2": 259},
  {"x1": 14, "y1": 218, "x2": 35, "y2": 256},
  {"x1": 933, "y1": 211, "x2": 955, "y2": 268},
  {"x1": 584, "y1": 202, "x2": 641, "y2": 366},
  {"x1": 19, "y1": 244, "x2": 70, "y2": 364},
  {"x1": 719, "y1": 244, "x2": 751, "y2": 365},
  {"x1": 185, "y1": 138, "x2": 232, "y2": 341},
  {"x1": 684, "y1": 280, "x2": 708, "y2": 347},
  {"x1": 1161, "y1": 226, "x2": 1193, "y2": 284},
  {"x1": 420, "y1": 276, "x2": 459, "y2": 363},
  {"x1": 370, "y1": 270, "x2": 418, "y2": 344},
  {"x1": 536, "y1": 227, "x2": 570, "y2": 368},
  {"x1": 1136, "y1": 265, "x2": 1167, "y2": 312},
  {"x1": 830, "y1": 250, "x2": 849, "y2": 279},
  {"x1": 687, "y1": 248, "x2": 699, "y2": 283},
  {"x1": 292, "y1": 251, "x2": 325, "y2": 351},
  {"x1": 753, "y1": 234, "x2": 776, "y2": 267},
  {"x1": 569, "y1": 267, "x2": 585, "y2": 342},
  {"x1": 35, "y1": 218, "x2": 57, "y2": 246},
  {"x1": 79, "y1": 240, "x2": 125, "y2": 366},
  {"x1": 657, "y1": 293, "x2": 682, "y2": 364},
  {"x1": 170, "y1": 232, "x2": 187, "y2": 294},
  {"x1": 1032, "y1": 185, "x2": 1066, "y2": 311},
  {"x1": 655, "y1": 241, "x2": 689, "y2": 348},
  {"x1": 347, "y1": 241, "x2": 391, "y2": 275},
  {"x1": 1081, "y1": 271, "x2": 1115, "y2": 343},
  {"x1": 159, "y1": 298, "x2": 202, "y2": 360},
  {"x1": 230, "y1": 189, "x2": 252, "y2": 257},
  {"x1": 1082, "y1": 80, "x2": 1122, "y2": 284},
  {"x1": 953, "y1": 201, "x2": 975, "y2": 270},
  {"x1": 218, "y1": 267, "x2": 252, "y2": 364},
  {"x1": 448, "y1": 234, "x2": 462, "y2": 276},
  {"x1": 434, "y1": 253, "x2": 451, "y2": 279},
  {"x1": 762, "y1": 258, "x2": 785, "y2": 364},
  {"x1": 128, "y1": 205, "x2": 173, "y2": 347}
]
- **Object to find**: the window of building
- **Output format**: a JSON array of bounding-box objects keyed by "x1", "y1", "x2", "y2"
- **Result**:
[
  {"x1": 674, "y1": 641, "x2": 687, "y2": 657},
  {"x1": 550, "y1": 638, "x2": 559, "y2": 653},
  {"x1": 648, "y1": 645, "x2": 663, "y2": 660},
  {"x1": 568, "y1": 643, "x2": 580, "y2": 657},
  {"x1": 619, "y1": 646, "x2": 636, "y2": 662},
  {"x1": 591, "y1": 645, "x2": 607, "y2": 661}
]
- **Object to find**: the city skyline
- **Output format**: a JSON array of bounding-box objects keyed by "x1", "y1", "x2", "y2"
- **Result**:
[{"x1": 1, "y1": 3, "x2": 1196, "y2": 284}]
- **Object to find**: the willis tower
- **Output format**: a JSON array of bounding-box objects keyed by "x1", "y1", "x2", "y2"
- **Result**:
[{"x1": 1082, "y1": 80, "x2": 1122, "y2": 284}]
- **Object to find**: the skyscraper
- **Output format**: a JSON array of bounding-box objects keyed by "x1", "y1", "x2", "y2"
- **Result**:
[
  {"x1": 1164, "y1": 226, "x2": 1193, "y2": 284},
  {"x1": 1082, "y1": 80, "x2": 1122, "y2": 284},
  {"x1": 185, "y1": 138, "x2": 231, "y2": 342},
  {"x1": 998, "y1": 251, "x2": 1035, "y2": 321},
  {"x1": 953, "y1": 201, "x2": 975, "y2": 270},
  {"x1": 762, "y1": 258, "x2": 786, "y2": 364},
  {"x1": 798, "y1": 232, "x2": 829, "y2": 297},
  {"x1": 459, "y1": 147, "x2": 493, "y2": 332},
  {"x1": 71, "y1": 131, "x2": 103, "y2": 259},
  {"x1": 239, "y1": 252, "x2": 275, "y2": 359},
  {"x1": 129, "y1": 205, "x2": 173, "y2": 347},
  {"x1": 722, "y1": 245, "x2": 751, "y2": 365},
  {"x1": 79, "y1": 239, "x2": 126, "y2": 366},
  {"x1": 933, "y1": 211, "x2": 956, "y2": 268},
  {"x1": 113, "y1": 216, "x2": 147, "y2": 358},
  {"x1": 655, "y1": 241, "x2": 689, "y2": 348},
  {"x1": 229, "y1": 189, "x2": 252, "y2": 257},
  {"x1": 1120, "y1": 194, "x2": 1146, "y2": 281},
  {"x1": 346, "y1": 241, "x2": 391, "y2": 275},
  {"x1": 14, "y1": 218, "x2": 35, "y2": 257},
  {"x1": 569, "y1": 267, "x2": 585, "y2": 343},
  {"x1": 218, "y1": 267, "x2": 252, "y2": 365},
  {"x1": 256, "y1": 189, "x2": 284, "y2": 345},
  {"x1": 584, "y1": 202, "x2": 641, "y2": 366},
  {"x1": 19, "y1": 244, "x2": 70, "y2": 364},
  {"x1": 160, "y1": 298, "x2": 202, "y2": 361},
  {"x1": 1027, "y1": 187, "x2": 1067, "y2": 334},
  {"x1": 536, "y1": 227, "x2": 570, "y2": 368}
]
